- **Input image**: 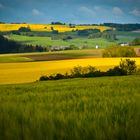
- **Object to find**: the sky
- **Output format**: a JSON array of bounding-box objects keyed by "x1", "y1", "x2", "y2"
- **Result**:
[{"x1": 0, "y1": 0, "x2": 140, "y2": 24}]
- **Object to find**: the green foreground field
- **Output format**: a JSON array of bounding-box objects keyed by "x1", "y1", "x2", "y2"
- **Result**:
[{"x1": 0, "y1": 76, "x2": 140, "y2": 140}]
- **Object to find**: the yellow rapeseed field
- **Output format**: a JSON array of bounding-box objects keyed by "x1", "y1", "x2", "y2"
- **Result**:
[
  {"x1": 0, "y1": 24, "x2": 111, "y2": 32},
  {"x1": 0, "y1": 58, "x2": 140, "y2": 84}
]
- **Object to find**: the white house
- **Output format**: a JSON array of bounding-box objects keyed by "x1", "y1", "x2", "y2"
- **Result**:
[{"x1": 96, "y1": 45, "x2": 99, "y2": 49}]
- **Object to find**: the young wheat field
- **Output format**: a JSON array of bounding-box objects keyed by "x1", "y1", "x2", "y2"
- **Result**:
[{"x1": 0, "y1": 76, "x2": 140, "y2": 140}]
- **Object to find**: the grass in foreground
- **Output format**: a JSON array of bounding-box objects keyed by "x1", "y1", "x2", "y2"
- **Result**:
[{"x1": 0, "y1": 76, "x2": 140, "y2": 140}]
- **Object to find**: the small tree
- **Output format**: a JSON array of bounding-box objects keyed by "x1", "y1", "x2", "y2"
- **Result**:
[
  {"x1": 51, "y1": 27, "x2": 54, "y2": 30},
  {"x1": 18, "y1": 26, "x2": 31, "y2": 32},
  {"x1": 119, "y1": 59, "x2": 137, "y2": 75}
]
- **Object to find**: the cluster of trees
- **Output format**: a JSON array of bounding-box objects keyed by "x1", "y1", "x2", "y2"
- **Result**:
[
  {"x1": 103, "y1": 46, "x2": 136, "y2": 57},
  {"x1": 51, "y1": 22, "x2": 65, "y2": 25},
  {"x1": 76, "y1": 29, "x2": 116, "y2": 41},
  {"x1": 40, "y1": 59, "x2": 137, "y2": 81},
  {"x1": 0, "y1": 35, "x2": 47, "y2": 53},
  {"x1": 89, "y1": 30, "x2": 116, "y2": 41},
  {"x1": 9, "y1": 27, "x2": 31, "y2": 35},
  {"x1": 102, "y1": 23, "x2": 140, "y2": 31},
  {"x1": 130, "y1": 37, "x2": 140, "y2": 46},
  {"x1": 18, "y1": 26, "x2": 31, "y2": 32}
]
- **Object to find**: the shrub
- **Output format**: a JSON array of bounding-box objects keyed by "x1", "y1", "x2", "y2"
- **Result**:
[
  {"x1": 63, "y1": 36, "x2": 72, "y2": 41},
  {"x1": 18, "y1": 26, "x2": 31, "y2": 32},
  {"x1": 106, "y1": 66, "x2": 127, "y2": 76},
  {"x1": 103, "y1": 47, "x2": 136, "y2": 57},
  {"x1": 131, "y1": 37, "x2": 140, "y2": 46},
  {"x1": 136, "y1": 68, "x2": 140, "y2": 75},
  {"x1": 119, "y1": 59, "x2": 137, "y2": 75},
  {"x1": 40, "y1": 76, "x2": 49, "y2": 81},
  {"x1": 70, "y1": 66, "x2": 83, "y2": 77},
  {"x1": 50, "y1": 73, "x2": 65, "y2": 80}
]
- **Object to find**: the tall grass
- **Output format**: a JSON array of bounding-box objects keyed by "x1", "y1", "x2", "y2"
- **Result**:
[{"x1": 0, "y1": 76, "x2": 140, "y2": 140}]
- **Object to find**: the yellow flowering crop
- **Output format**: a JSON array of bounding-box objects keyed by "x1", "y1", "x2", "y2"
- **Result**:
[
  {"x1": 0, "y1": 24, "x2": 111, "y2": 32},
  {"x1": 0, "y1": 57, "x2": 140, "y2": 84}
]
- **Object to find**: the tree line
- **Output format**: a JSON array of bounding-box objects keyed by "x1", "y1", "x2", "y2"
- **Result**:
[
  {"x1": 0, "y1": 35, "x2": 47, "y2": 53},
  {"x1": 102, "y1": 23, "x2": 140, "y2": 31}
]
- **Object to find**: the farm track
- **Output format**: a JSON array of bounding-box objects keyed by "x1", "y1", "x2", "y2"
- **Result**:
[{"x1": 24, "y1": 54, "x2": 102, "y2": 61}]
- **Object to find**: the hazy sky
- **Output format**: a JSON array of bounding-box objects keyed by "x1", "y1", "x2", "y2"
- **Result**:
[{"x1": 0, "y1": 0, "x2": 140, "y2": 24}]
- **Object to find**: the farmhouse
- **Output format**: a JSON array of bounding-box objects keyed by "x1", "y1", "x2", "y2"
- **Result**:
[{"x1": 119, "y1": 43, "x2": 129, "y2": 46}]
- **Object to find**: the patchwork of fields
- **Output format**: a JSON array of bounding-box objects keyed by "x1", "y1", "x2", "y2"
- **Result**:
[{"x1": 0, "y1": 57, "x2": 140, "y2": 84}]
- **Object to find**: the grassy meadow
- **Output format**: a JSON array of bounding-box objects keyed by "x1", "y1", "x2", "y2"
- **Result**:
[
  {"x1": 7, "y1": 34, "x2": 115, "y2": 48},
  {"x1": 116, "y1": 31, "x2": 140, "y2": 43},
  {"x1": 0, "y1": 57, "x2": 140, "y2": 84},
  {"x1": 0, "y1": 76, "x2": 140, "y2": 140}
]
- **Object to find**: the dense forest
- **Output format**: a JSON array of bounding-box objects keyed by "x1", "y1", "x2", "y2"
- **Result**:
[{"x1": 0, "y1": 35, "x2": 47, "y2": 53}]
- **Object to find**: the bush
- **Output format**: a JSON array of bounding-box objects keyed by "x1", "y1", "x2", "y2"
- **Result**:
[
  {"x1": 103, "y1": 47, "x2": 136, "y2": 57},
  {"x1": 40, "y1": 76, "x2": 49, "y2": 81},
  {"x1": 63, "y1": 36, "x2": 73, "y2": 41},
  {"x1": 18, "y1": 26, "x2": 31, "y2": 32},
  {"x1": 70, "y1": 66, "x2": 83, "y2": 77},
  {"x1": 106, "y1": 66, "x2": 127, "y2": 76},
  {"x1": 50, "y1": 73, "x2": 65, "y2": 80},
  {"x1": 131, "y1": 37, "x2": 140, "y2": 46},
  {"x1": 119, "y1": 59, "x2": 137, "y2": 75}
]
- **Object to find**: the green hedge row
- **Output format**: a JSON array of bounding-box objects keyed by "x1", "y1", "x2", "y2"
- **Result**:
[{"x1": 40, "y1": 59, "x2": 137, "y2": 81}]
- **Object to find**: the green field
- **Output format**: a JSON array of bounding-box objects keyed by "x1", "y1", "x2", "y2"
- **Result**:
[
  {"x1": 0, "y1": 76, "x2": 140, "y2": 140},
  {"x1": 7, "y1": 34, "x2": 115, "y2": 48},
  {"x1": 116, "y1": 31, "x2": 140, "y2": 43}
]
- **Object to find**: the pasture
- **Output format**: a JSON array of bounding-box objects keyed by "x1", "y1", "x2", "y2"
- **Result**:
[
  {"x1": 7, "y1": 34, "x2": 115, "y2": 48},
  {"x1": 116, "y1": 31, "x2": 140, "y2": 43},
  {"x1": 0, "y1": 57, "x2": 140, "y2": 84},
  {"x1": 0, "y1": 75, "x2": 140, "y2": 140}
]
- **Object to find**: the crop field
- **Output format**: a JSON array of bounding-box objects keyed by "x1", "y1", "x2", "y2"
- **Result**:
[
  {"x1": 0, "y1": 75, "x2": 140, "y2": 140},
  {"x1": 0, "y1": 57, "x2": 140, "y2": 84},
  {"x1": 0, "y1": 49, "x2": 103, "y2": 62},
  {"x1": 0, "y1": 24, "x2": 111, "y2": 32},
  {"x1": 7, "y1": 34, "x2": 115, "y2": 48}
]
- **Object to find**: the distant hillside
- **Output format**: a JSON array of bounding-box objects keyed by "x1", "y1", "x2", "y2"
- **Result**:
[{"x1": 102, "y1": 23, "x2": 140, "y2": 31}]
